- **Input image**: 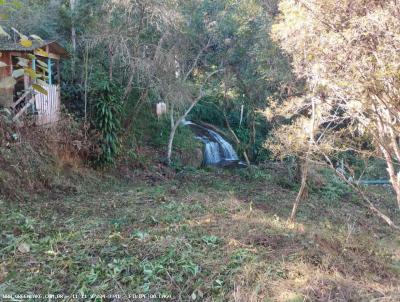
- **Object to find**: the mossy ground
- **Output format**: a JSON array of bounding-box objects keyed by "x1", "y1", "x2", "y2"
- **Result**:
[{"x1": 0, "y1": 169, "x2": 399, "y2": 301}]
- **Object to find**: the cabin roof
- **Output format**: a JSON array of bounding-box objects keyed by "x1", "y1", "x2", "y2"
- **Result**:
[{"x1": 0, "y1": 39, "x2": 69, "y2": 58}]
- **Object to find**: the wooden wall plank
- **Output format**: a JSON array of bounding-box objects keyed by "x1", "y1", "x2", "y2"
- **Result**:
[{"x1": 34, "y1": 84, "x2": 61, "y2": 126}]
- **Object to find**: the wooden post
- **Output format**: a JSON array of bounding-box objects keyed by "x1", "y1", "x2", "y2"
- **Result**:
[
  {"x1": 9, "y1": 53, "x2": 13, "y2": 74},
  {"x1": 23, "y1": 74, "x2": 29, "y2": 91},
  {"x1": 56, "y1": 60, "x2": 60, "y2": 84},
  {"x1": 48, "y1": 57, "x2": 52, "y2": 85},
  {"x1": 31, "y1": 58, "x2": 37, "y2": 113}
]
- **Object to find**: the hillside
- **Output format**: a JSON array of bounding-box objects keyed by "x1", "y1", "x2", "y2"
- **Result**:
[
  {"x1": 1, "y1": 167, "x2": 399, "y2": 301},
  {"x1": 1, "y1": 0, "x2": 400, "y2": 301}
]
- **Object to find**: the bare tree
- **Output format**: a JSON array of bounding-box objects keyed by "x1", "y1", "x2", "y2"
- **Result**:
[
  {"x1": 271, "y1": 0, "x2": 400, "y2": 213},
  {"x1": 70, "y1": 0, "x2": 77, "y2": 76},
  {"x1": 166, "y1": 69, "x2": 222, "y2": 165}
]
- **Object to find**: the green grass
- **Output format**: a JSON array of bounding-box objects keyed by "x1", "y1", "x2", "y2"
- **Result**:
[{"x1": 0, "y1": 171, "x2": 399, "y2": 301}]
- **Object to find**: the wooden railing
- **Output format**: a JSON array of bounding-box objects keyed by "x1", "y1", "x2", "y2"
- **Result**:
[
  {"x1": 11, "y1": 84, "x2": 61, "y2": 125},
  {"x1": 12, "y1": 91, "x2": 35, "y2": 122},
  {"x1": 12, "y1": 97, "x2": 35, "y2": 122},
  {"x1": 11, "y1": 91, "x2": 30, "y2": 110}
]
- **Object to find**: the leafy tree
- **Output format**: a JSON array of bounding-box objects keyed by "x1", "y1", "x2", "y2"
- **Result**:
[
  {"x1": 183, "y1": 0, "x2": 295, "y2": 163},
  {"x1": 269, "y1": 0, "x2": 400, "y2": 227}
]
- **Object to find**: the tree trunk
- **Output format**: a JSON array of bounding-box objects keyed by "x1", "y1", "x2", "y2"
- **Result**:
[
  {"x1": 167, "y1": 122, "x2": 179, "y2": 166},
  {"x1": 251, "y1": 109, "x2": 256, "y2": 159},
  {"x1": 123, "y1": 70, "x2": 135, "y2": 100},
  {"x1": 108, "y1": 44, "x2": 114, "y2": 81},
  {"x1": 167, "y1": 104, "x2": 196, "y2": 165},
  {"x1": 170, "y1": 104, "x2": 175, "y2": 128},
  {"x1": 289, "y1": 98, "x2": 315, "y2": 222},
  {"x1": 289, "y1": 158, "x2": 309, "y2": 222},
  {"x1": 239, "y1": 105, "x2": 244, "y2": 127},
  {"x1": 374, "y1": 112, "x2": 400, "y2": 209},
  {"x1": 388, "y1": 125, "x2": 400, "y2": 209},
  {"x1": 381, "y1": 145, "x2": 400, "y2": 209},
  {"x1": 70, "y1": 0, "x2": 77, "y2": 77},
  {"x1": 167, "y1": 99, "x2": 200, "y2": 165},
  {"x1": 83, "y1": 43, "x2": 89, "y2": 140}
]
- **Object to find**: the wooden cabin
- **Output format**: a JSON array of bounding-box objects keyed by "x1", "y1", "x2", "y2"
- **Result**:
[{"x1": 0, "y1": 39, "x2": 69, "y2": 125}]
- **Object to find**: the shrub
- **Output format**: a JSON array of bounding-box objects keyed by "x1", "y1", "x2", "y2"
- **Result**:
[
  {"x1": 311, "y1": 168, "x2": 352, "y2": 201},
  {"x1": 237, "y1": 166, "x2": 272, "y2": 181},
  {"x1": 91, "y1": 79, "x2": 123, "y2": 165}
]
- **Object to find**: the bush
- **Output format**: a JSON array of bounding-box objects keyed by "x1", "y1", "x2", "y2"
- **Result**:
[
  {"x1": 310, "y1": 168, "x2": 352, "y2": 201},
  {"x1": 237, "y1": 166, "x2": 272, "y2": 181},
  {"x1": 91, "y1": 78, "x2": 123, "y2": 165},
  {"x1": 362, "y1": 158, "x2": 389, "y2": 180},
  {"x1": 266, "y1": 160, "x2": 298, "y2": 190}
]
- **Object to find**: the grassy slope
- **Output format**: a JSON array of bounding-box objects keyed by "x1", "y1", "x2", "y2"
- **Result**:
[{"x1": 0, "y1": 170, "x2": 399, "y2": 302}]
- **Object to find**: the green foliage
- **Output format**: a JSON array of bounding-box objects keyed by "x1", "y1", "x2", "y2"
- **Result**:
[
  {"x1": 190, "y1": 97, "x2": 274, "y2": 163},
  {"x1": 340, "y1": 153, "x2": 389, "y2": 180},
  {"x1": 202, "y1": 235, "x2": 221, "y2": 246},
  {"x1": 325, "y1": 152, "x2": 389, "y2": 181},
  {"x1": 4, "y1": 0, "x2": 295, "y2": 166},
  {"x1": 92, "y1": 77, "x2": 122, "y2": 165},
  {"x1": 363, "y1": 159, "x2": 389, "y2": 180},
  {"x1": 0, "y1": 0, "x2": 22, "y2": 21},
  {"x1": 237, "y1": 166, "x2": 272, "y2": 182},
  {"x1": 128, "y1": 108, "x2": 202, "y2": 166},
  {"x1": 189, "y1": 97, "x2": 225, "y2": 128},
  {"x1": 274, "y1": 174, "x2": 297, "y2": 190},
  {"x1": 176, "y1": 0, "x2": 293, "y2": 163},
  {"x1": 312, "y1": 169, "x2": 352, "y2": 201}
]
